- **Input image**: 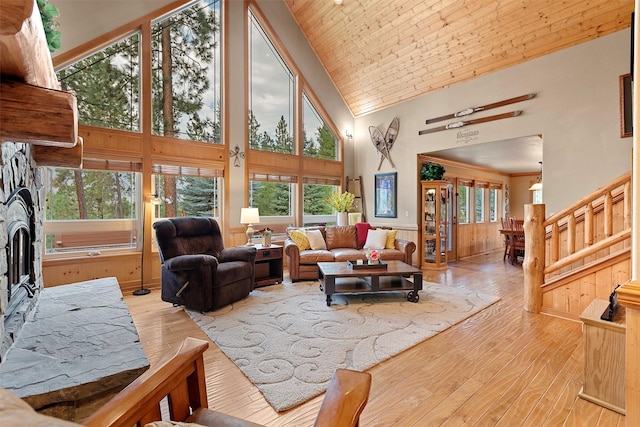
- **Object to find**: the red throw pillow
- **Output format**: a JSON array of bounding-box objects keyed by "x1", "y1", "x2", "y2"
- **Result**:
[{"x1": 355, "y1": 222, "x2": 372, "y2": 249}]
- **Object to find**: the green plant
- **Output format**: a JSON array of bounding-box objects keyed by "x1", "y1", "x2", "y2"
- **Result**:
[
  {"x1": 326, "y1": 191, "x2": 355, "y2": 212},
  {"x1": 420, "y1": 162, "x2": 446, "y2": 180},
  {"x1": 37, "y1": 0, "x2": 61, "y2": 53}
]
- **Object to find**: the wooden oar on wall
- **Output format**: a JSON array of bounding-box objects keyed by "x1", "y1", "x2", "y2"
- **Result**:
[{"x1": 418, "y1": 111, "x2": 522, "y2": 136}]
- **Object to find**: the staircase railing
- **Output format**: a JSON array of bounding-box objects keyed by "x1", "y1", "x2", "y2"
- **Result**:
[{"x1": 524, "y1": 172, "x2": 632, "y2": 318}]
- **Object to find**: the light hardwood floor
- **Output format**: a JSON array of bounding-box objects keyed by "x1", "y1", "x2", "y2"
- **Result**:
[{"x1": 124, "y1": 251, "x2": 625, "y2": 426}]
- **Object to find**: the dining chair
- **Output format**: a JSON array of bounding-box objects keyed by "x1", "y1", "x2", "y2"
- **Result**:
[
  {"x1": 509, "y1": 218, "x2": 525, "y2": 264},
  {"x1": 501, "y1": 217, "x2": 511, "y2": 261}
]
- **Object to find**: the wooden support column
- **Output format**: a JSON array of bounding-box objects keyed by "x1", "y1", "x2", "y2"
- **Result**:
[
  {"x1": 523, "y1": 203, "x2": 545, "y2": 313},
  {"x1": 617, "y1": 3, "x2": 640, "y2": 425}
]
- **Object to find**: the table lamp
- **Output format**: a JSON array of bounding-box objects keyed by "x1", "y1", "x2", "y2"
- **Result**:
[{"x1": 240, "y1": 207, "x2": 260, "y2": 245}]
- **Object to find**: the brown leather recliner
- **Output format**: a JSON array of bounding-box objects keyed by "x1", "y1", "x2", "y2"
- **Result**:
[{"x1": 153, "y1": 217, "x2": 256, "y2": 312}]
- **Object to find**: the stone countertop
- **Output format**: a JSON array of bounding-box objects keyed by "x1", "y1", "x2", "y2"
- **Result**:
[{"x1": 0, "y1": 277, "x2": 149, "y2": 420}]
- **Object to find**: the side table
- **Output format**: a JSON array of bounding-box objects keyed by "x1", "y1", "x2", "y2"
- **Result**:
[{"x1": 253, "y1": 243, "x2": 283, "y2": 287}]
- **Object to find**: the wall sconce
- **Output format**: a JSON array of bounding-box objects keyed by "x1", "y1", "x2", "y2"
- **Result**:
[
  {"x1": 149, "y1": 193, "x2": 162, "y2": 205},
  {"x1": 240, "y1": 207, "x2": 260, "y2": 245},
  {"x1": 345, "y1": 130, "x2": 353, "y2": 140}
]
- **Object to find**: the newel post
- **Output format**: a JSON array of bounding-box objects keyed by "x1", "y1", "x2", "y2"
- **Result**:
[{"x1": 523, "y1": 203, "x2": 545, "y2": 313}]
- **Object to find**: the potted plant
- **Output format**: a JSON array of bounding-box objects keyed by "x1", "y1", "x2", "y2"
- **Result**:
[
  {"x1": 420, "y1": 162, "x2": 446, "y2": 181},
  {"x1": 326, "y1": 191, "x2": 355, "y2": 226}
]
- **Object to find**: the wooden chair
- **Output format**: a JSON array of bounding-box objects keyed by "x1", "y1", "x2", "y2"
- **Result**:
[
  {"x1": 83, "y1": 337, "x2": 372, "y2": 427},
  {"x1": 500, "y1": 217, "x2": 511, "y2": 261},
  {"x1": 509, "y1": 218, "x2": 525, "y2": 265}
]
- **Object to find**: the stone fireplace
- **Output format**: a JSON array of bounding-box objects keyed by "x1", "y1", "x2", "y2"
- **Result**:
[
  {"x1": 0, "y1": 141, "x2": 149, "y2": 421},
  {"x1": 0, "y1": 142, "x2": 44, "y2": 361}
]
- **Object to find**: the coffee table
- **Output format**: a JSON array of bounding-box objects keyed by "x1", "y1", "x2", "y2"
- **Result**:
[{"x1": 317, "y1": 260, "x2": 423, "y2": 306}]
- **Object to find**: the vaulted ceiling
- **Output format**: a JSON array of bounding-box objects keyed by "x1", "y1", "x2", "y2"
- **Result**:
[{"x1": 284, "y1": 0, "x2": 634, "y2": 117}]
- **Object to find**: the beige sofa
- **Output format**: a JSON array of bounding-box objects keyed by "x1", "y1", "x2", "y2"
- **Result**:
[{"x1": 284, "y1": 225, "x2": 416, "y2": 281}]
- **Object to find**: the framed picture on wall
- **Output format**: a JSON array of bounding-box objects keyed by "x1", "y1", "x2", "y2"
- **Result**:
[
  {"x1": 374, "y1": 172, "x2": 397, "y2": 218},
  {"x1": 620, "y1": 73, "x2": 633, "y2": 138}
]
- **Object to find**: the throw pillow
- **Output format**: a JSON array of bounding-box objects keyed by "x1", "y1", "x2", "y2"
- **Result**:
[
  {"x1": 355, "y1": 222, "x2": 372, "y2": 249},
  {"x1": 363, "y1": 229, "x2": 388, "y2": 250},
  {"x1": 306, "y1": 229, "x2": 328, "y2": 250},
  {"x1": 383, "y1": 229, "x2": 398, "y2": 249},
  {"x1": 289, "y1": 229, "x2": 310, "y2": 250}
]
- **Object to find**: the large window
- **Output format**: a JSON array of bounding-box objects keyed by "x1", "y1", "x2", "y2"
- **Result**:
[
  {"x1": 303, "y1": 92, "x2": 338, "y2": 160},
  {"x1": 58, "y1": 33, "x2": 140, "y2": 132},
  {"x1": 248, "y1": 11, "x2": 294, "y2": 154},
  {"x1": 151, "y1": 0, "x2": 221, "y2": 143},
  {"x1": 153, "y1": 164, "x2": 223, "y2": 218},
  {"x1": 248, "y1": 172, "x2": 293, "y2": 218},
  {"x1": 44, "y1": 163, "x2": 140, "y2": 255}
]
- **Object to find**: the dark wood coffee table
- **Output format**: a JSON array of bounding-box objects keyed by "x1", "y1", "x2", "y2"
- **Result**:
[{"x1": 317, "y1": 260, "x2": 423, "y2": 306}]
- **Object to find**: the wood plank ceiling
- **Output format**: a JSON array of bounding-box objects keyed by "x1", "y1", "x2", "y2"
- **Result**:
[{"x1": 284, "y1": 0, "x2": 634, "y2": 117}]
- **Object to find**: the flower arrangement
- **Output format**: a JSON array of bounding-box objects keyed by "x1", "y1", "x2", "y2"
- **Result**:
[
  {"x1": 326, "y1": 191, "x2": 355, "y2": 212},
  {"x1": 259, "y1": 227, "x2": 273, "y2": 236},
  {"x1": 365, "y1": 249, "x2": 379, "y2": 263}
]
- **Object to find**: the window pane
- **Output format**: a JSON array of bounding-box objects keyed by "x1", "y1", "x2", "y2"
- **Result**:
[
  {"x1": 44, "y1": 168, "x2": 139, "y2": 254},
  {"x1": 249, "y1": 181, "x2": 292, "y2": 216},
  {"x1": 475, "y1": 187, "x2": 485, "y2": 223},
  {"x1": 489, "y1": 188, "x2": 498, "y2": 222},
  {"x1": 152, "y1": 0, "x2": 222, "y2": 143},
  {"x1": 303, "y1": 92, "x2": 337, "y2": 160},
  {"x1": 303, "y1": 184, "x2": 334, "y2": 215},
  {"x1": 249, "y1": 11, "x2": 294, "y2": 154},
  {"x1": 58, "y1": 33, "x2": 140, "y2": 132},
  {"x1": 458, "y1": 185, "x2": 469, "y2": 224},
  {"x1": 153, "y1": 175, "x2": 221, "y2": 218}
]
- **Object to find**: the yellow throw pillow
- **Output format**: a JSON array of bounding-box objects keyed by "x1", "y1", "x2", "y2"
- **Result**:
[
  {"x1": 289, "y1": 229, "x2": 310, "y2": 250},
  {"x1": 384, "y1": 229, "x2": 397, "y2": 249}
]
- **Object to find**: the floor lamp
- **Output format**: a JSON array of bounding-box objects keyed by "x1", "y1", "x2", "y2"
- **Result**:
[{"x1": 134, "y1": 194, "x2": 161, "y2": 296}]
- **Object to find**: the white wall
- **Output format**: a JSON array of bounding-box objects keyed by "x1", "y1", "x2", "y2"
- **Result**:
[{"x1": 354, "y1": 30, "x2": 633, "y2": 225}]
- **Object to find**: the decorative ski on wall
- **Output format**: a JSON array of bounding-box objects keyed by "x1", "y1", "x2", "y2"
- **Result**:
[
  {"x1": 418, "y1": 111, "x2": 522, "y2": 135},
  {"x1": 424, "y1": 93, "x2": 536, "y2": 124}
]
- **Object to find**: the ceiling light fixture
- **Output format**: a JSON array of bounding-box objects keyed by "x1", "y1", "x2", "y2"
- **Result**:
[
  {"x1": 334, "y1": 0, "x2": 343, "y2": 5},
  {"x1": 529, "y1": 161, "x2": 543, "y2": 191}
]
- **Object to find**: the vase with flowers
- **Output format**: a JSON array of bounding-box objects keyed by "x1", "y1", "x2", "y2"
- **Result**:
[
  {"x1": 365, "y1": 249, "x2": 379, "y2": 264},
  {"x1": 326, "y1": 191, "x2": 355, "y2": 226},
  {"x1": 260, "y1": 227, "x2": 272, "y2": 246}
]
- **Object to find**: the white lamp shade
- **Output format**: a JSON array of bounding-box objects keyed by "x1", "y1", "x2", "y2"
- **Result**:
[
  {"x1": 529, "y1": 182, "x2": 543, "y2": 191},
  {"x1": 240, "y1": 207, "x2": 260, "y2": 224}
]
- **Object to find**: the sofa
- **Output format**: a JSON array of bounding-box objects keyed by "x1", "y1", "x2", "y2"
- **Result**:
[{"x1": 284, "y1": 224, "x2": 416, "y2": 281}]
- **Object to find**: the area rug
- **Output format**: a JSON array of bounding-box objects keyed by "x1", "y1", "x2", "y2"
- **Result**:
[{"x1": 187, "y1": 281, "x2": 499, "y2": 412}]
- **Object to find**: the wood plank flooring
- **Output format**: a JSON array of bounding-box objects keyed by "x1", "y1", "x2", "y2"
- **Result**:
[{"x1": 123, "y1": 251, "x2": 625, "y2": 426}]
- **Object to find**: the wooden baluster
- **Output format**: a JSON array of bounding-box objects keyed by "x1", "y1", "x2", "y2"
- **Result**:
[
  {"x1": 567, "y1": 213, "x2": 576, "y2": 255},
  {"x1": 551, "y1": 222, "x2": 559, "y2": 262},
  {"x1": 604, "y1": 192, "x2": 613, "y2": 237},
  {"x1": 584, "y1": 203, "x2": 594, "y2": 246},
  {"x1": 624, "y1": 181, "x2": 632, "y2": 230}
]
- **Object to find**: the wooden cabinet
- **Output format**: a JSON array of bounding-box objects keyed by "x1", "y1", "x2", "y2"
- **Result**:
[
  {"x1": 254, "y1": 244, "x2": 283, "y2": 287},
  {"x1": 421, "y1": 181, "x2": 449, "y2": 270},
  {"x1": 578, "y1": 299, "x2": 625, "y2": 414}
]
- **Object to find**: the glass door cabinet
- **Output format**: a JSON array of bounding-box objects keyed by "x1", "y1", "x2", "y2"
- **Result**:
[{"x1": 421, "y1": 180, "x2": 449, "y2": 269}]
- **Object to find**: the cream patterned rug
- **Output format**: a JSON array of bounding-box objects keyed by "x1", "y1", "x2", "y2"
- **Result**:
[{"x1": 187, "y1": 280, "x2": 499, "y2": 412}]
